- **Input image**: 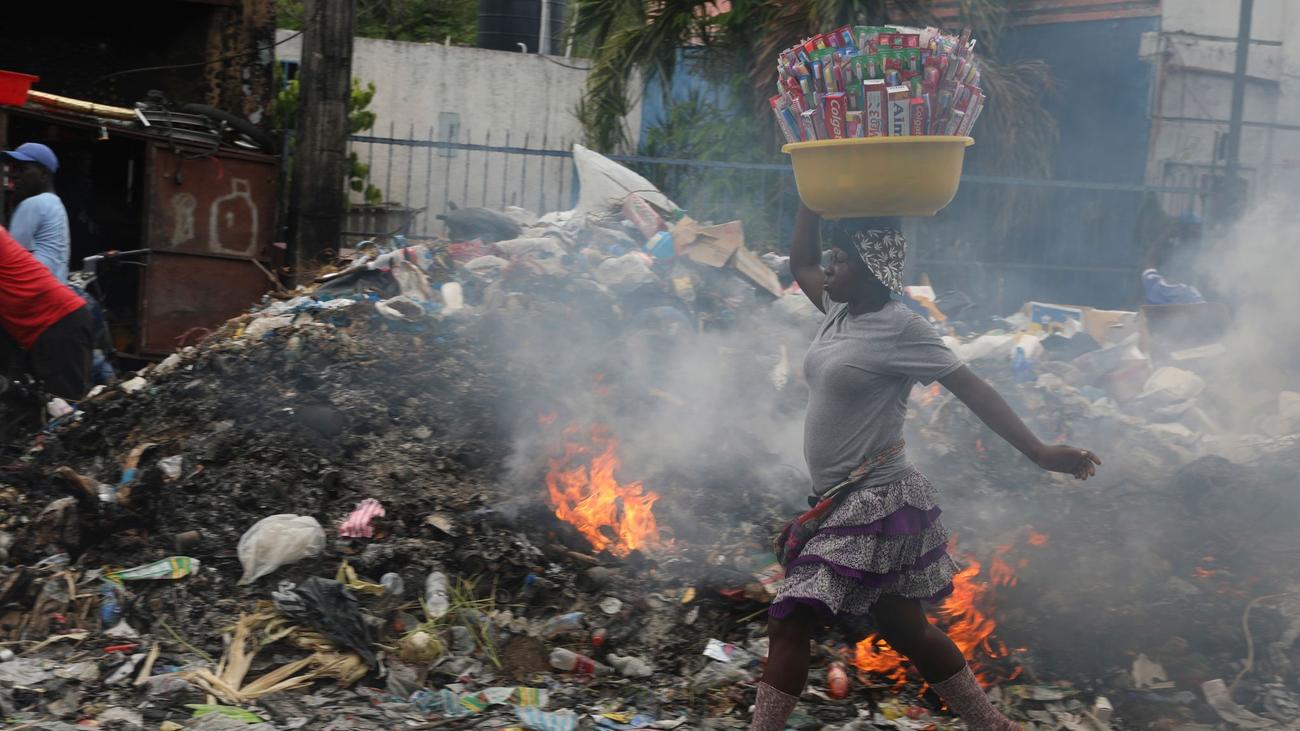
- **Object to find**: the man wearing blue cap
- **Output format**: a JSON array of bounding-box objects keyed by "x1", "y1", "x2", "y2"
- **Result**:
[{"x1": 4, "y1": 142, "x2": 70, "y2": 282}]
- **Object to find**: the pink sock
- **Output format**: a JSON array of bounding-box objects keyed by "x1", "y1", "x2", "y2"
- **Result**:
[
  {"x1": 931, "y1": 665, "x2": 1019, "y2": 730},
  {"x1": 749, "y1": 681, "x2": 799, "y2": 731}
]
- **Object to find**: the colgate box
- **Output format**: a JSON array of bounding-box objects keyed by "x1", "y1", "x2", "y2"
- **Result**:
[
  {"x1": 821, "y1": 92, "x2": 848, "y2": 139},
  {"x1": 909, "y1": 98, "x2": 928, "y2": 135}
]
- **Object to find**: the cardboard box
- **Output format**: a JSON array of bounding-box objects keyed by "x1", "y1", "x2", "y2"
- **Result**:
[
  {"x1": 1024, "y1": 301, "x2": 1086, "y2": 329},
  {"x1": 1023, "y1": 302, "x2": 1140, "y2": 345},
  {"x1": 1083, "y1": 308, "x2": 1137, "y2": 345},
  {"x1": 674, "y1": 218, "x2": 782, "y2": 298}
]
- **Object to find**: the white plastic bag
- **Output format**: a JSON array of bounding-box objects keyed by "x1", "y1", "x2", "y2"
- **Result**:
[
  {"x1": 571, "y1": 144, "x2": 677, "y2": 221},
  {"x1": 237, "y1": 514, "x2": 326, "y2": 585}
]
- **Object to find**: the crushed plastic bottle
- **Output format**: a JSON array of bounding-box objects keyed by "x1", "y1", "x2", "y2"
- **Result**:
[
  {"x1": 607, "y1": 653, "x2": 654, "y2": 678},
  {"x1": 548, "y1": 648, "x2": 608, "y2": 675},
  {"x1": 424, "y1": 569, "x2": 450, "y2": 619},
  {"x1": 827, "y1": 661, "x2": 849, "y2": 699},
  {"x1": 541, "y1": 611, "x2": 585, "y2": 639},
  {"x1": 380, "y1": 572, "x2": 405, "y2": 598},
  {"x1": 690, "y1": 662, "x2": 751, "y2": 691}
]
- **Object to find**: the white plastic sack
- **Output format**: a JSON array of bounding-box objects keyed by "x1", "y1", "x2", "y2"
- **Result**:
[
  {"x1": 571, "y1": 144, "x2": 677, "y2": 221},
  {"x1": 952, "y1": 333, "x2": 1015, "y2": 362},
  {"x1": 237, "y1": 514, "x2": 325, "y2": 585}
]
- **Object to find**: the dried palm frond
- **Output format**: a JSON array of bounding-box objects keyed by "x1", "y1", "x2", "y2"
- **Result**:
[{"x1": 180, "y1": 610, "x2": 368, "y2": 705}]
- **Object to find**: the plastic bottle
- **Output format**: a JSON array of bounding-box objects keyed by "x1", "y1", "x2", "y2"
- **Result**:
[
  {"x1": 1012, "y1": 346, "x2": 1033, "y2": 383},
  {"x1": 827, "y1": 662, "x2": 850, "y2": 699},
  {"x1": 541, "y1": 611, "x2": 585, "y2": 639},
  {"x1": 99, "y1": 583, "x2": 123, "y2": 626},
  {"x1": 424, "y1": 569, "x2": 450, "y2": 619},
  {"x1": 690, "y1": 662, "x2": 751, "y2": 691},
  {"x1": 549, "y1": 648, "x2": 607, "y2": 675},
  {"x1": 381, "y1": 572, "x2": 405, "y2": 598},
  {"x1": 607, "y1": 654, "x2": 653, "y2": 678}
]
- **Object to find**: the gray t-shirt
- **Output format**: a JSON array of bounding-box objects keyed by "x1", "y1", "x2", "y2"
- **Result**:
[{"x1": 803, "y1": 297, "x2": 963, "y2": 494}]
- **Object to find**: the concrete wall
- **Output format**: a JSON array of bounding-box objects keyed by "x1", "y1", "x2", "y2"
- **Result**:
[
  {"x1": 277, "y1": 31, "x2": 642, "y2": 236},
  {"x1": 1146, "y1": 0, "x2": 1300, "y2": 213}
]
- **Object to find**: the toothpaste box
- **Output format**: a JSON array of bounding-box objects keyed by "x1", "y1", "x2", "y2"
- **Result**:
[
  {"x1": 909, "y1": 97, "x2": 927, "y2": 135},
  {"x1": 770, "y1": 95, "x2": 800, "y2": 143},
  {"x1": 822, "y1": 92, "x2": 848, "y2": 138},
  {"x1": 863, "y1": 80, "x2": 887, "y2": 137},
  {"x1": 886, "y1": 84, "x2": 911, "y2": 136},
  {"x1": 846, "y1": 111, "x2": 864, "y2": 138}
]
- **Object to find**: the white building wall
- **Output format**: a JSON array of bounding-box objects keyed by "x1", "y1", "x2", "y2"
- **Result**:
[
  {"x1": 1147, "y1": 0, "x2": 1300, "y2": 212},
  {"x1": 277, "y1": 31, "x2": 643, "y2": 237}
]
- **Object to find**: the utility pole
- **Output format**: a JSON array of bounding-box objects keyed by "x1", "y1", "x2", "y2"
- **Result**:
[
  {"x1": 1212, "y1": 0, "x2": 1252, "y2": 224},
  {"x1": 290, "y1": 0, "x2": 355, "y2": 283},
  {"x1": 1225, "y1": 0, "x2": 1253, "y2": 175},
  {"x1": 539, "y1": 0, "x2": 552, "y2": 56}
]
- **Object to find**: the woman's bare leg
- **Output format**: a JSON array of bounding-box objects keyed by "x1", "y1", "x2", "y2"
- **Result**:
[
  {"x1": 871, "y1": 594, "x2": 965, "y2": 681},
  {"x1": 760, "y1": 604, "x2": 819, "y2": 694},
  {"x1": 872, "y1": 594, "x2": 1018, "y2": 730},
  {"x1": 750, "y1": 604, "x2": 820, "y2": 731}
]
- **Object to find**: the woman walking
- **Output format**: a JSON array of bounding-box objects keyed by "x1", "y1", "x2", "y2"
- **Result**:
[{"x1": 753, "y1": 206, "x2": 1100, "y2": 731}]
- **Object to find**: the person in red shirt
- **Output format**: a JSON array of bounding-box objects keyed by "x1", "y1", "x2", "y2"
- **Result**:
[{"x1": 0, "y1": 224, "x2": 93, "y2": 400}]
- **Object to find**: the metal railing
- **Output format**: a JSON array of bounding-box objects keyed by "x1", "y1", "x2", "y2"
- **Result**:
[{"x1": 350, "y1": 126, "x2": 1209, "y2": 311}]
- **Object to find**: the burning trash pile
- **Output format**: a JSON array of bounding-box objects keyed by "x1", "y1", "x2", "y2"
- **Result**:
[{"x1": 1, "y1": 145, "x2": 1300, "y2": 731}]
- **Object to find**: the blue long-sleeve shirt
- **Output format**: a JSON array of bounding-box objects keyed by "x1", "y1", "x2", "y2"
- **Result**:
[
  {"x1": 1142, "y1": 268, "x2": 1205, "y2": 305},
  {"x1": 9, "y1": 192, "x2": 70, "y2": 282}
]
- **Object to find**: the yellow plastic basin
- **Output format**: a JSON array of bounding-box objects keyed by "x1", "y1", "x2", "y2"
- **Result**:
[{"x1": 782, "y1": 136, "x2": 974, "y2": 219}]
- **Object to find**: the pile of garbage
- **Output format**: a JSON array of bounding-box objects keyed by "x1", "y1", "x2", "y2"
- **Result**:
[{"x1": 2, "y1": 146, "x2": 1300, "y2": 731}]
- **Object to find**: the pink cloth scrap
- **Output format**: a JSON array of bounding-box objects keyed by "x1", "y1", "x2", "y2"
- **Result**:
[{"x1": 339, "y1": 498, "x2": 386, "y2": 538}]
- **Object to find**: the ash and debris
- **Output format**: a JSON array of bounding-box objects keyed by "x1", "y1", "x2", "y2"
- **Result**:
[{"x1": 3, "y1": 150, "x2": 1300, "y2": 731}]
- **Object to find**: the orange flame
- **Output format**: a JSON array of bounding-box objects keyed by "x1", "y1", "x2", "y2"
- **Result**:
[
  {"x1": 852, "y1": 542, "x2": 1030, "y2": 688},
  {"x1": 544, "y1": 425, "x2": 662, "y2": 557},
  {"x1": 989, "y1": 543, "x2": 1018, "y2": 588},
  {"x1": 1026, "y1": 529, "x2": 1049, "y2": 547}
]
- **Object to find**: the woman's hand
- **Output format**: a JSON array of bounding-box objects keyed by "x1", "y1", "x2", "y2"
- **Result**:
[{"x1": 1034, "y1": 445, "x2": 1101, "y2": 480}]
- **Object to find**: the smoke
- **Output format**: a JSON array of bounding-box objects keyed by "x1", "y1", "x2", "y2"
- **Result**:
[
  {"x1": 489, "y1": 266, "x2": 824, "y2": 543},
  {"x1": 1200, "y1": 200, "x2": 1300, "y2": 427}
]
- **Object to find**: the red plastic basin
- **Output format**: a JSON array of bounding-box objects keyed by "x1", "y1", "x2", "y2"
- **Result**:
[{"x1": 0, "y1": 71, "x2": 39, "y2": 106}]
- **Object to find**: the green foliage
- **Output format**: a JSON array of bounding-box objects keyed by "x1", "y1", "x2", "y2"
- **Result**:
[
  {"x1": 273, "y1": 71, "x2": 384, "y2": 205},
  {"x1": 639, "y1": 93, "x2": 791, "y2": 244},
  {"x1": 278, "y1": 0, "x2": 477, "y2": 45}
]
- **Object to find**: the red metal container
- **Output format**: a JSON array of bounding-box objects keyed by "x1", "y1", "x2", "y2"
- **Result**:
[{"x1": 0, "y1": 71, "x2": 38, "y2": 106}]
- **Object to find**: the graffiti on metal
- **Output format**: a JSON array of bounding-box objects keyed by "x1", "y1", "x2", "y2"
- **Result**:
[{"x1": 147, "y1": 145, "x2": 274, "y2": 259}]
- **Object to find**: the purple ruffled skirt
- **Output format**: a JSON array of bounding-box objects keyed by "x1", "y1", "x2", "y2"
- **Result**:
[{"x1": 770, "y1": 470, "x2": 959, "y2": 621}]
